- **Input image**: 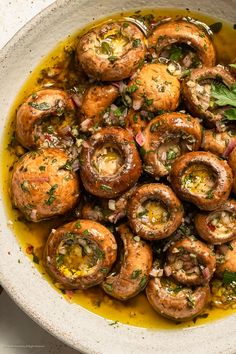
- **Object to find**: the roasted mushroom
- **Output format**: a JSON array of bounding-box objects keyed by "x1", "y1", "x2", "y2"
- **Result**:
[
  {"x1": 11, "y1": 148, "x2": 80, "y2": 222},
  {"x1": 170, "y1": 151, "x2": 233, "y2": 210},
  {"x1": 79, "y1": 84, "x2": 119, "y2": 132},
  {"x1": 81, "y1": 185, "x2": 137, "y2": 223},
  {"x1": 195, "y1": 200, "x2": 236, "y2": 245},
  {"x1": 182, "y1": 66, "x2": 236, "y2": 128},
  {"x1": 202, "y1": 127, "x2": 236, "y2": 157},
  {"x1": 215, "y1": 239, "x2": 236, "y2": 278},
  {"x1": 127, "y1": 183, "x2": 184, "y2": 240},
  {"x1": 128, "y1": 63, "x2": 180, "y2": 112},
  {"x1": 79, "y1": 127, "x2": 142, "y2": 198},
  {"x1": 43, "y1": 219, "x2": 117, "y2": 289},
  {"x1": 228, "y1": 147, "x2": 236, "y2": 194},
  {"x1": 142, "y1": 112, "x2": 202, "y2": 178},
  {"x1": 146, "y1": 274, "x2": 210, "y2": 321},
  {"x1": 148, "y1": 20, "x2": 216, "y2": 69},
  {"x1": 77, "y1": 21, "x2": 146, "y2": 81},
  {"x1": 165, "y1": 237, "x2": 216, "y2": 286},
  {"x1": 102, "y1": 224, "x2": 152, "y2": 300},
  {"x1": 16, "y1": 89, "x2": 76, "y2": 149}
]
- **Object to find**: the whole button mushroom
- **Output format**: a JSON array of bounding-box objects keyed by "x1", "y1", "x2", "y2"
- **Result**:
[
  {"x1": 195, "y1": 200, "x2": 236, "y2": 245},
  {"x1": 127, "y1": 183, "x2": 184, "y2": 240},
  {"x1": 142, "y1": 112, "x2": 202, "y2": 178},
  {"x1": 165, "y1": 237, "x2": 216, "y2": 286},
  {"x1": 43, "y1": 219, "x2": 117, "y2": 289},
  {"x1": 77, "y1": 21, "x2": 146, "y2": 81},
  {"x1": 11, "y1": 148, "x2": 80, "y2": 222},
  {"x1": 79, "y1": 127, "x2": 142, "y2": 198},
  {"x1": 148, "y1": 19, "x2": 216, "y2": 69},
  {"x1": 170, "y1": 151, "x2": 233, "y2": 210},
  {"x1": 16, "y1": 89, "x2": 76, "y2": 149}
]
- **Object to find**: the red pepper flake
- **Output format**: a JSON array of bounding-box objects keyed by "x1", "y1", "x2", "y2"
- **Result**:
[{"x1": 65, "y1": 290, "x2": 74, "y2": 301}]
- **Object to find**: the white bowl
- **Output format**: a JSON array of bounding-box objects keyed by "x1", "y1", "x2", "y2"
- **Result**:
[{"x1": 0, "y1": 1, "x2": 236, "y2": 353}]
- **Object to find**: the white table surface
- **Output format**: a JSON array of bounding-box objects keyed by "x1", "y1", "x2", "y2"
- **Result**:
[{"x1": 0, "y1": 1, "x2": 78, "y2": 353}]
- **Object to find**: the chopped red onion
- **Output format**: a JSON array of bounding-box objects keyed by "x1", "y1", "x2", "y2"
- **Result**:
[
  {"x1": 135, "y1": 131, "x2": 145, "y2": 146},
  {"x1": 223, "y1": 139, "x2": 236, "y2": 158}
]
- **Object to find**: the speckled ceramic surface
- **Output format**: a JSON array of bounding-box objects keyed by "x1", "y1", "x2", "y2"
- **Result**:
[{"x1": 0, "y1": 1, "x2": 236, "y2": 353}]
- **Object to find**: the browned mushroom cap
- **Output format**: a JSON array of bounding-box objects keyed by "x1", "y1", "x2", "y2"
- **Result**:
[
  {"x1": 202, "y1": 127, "x2": 236, "y2": 157},
  {"x1": 228, "y1": 147, "x2": 236, "y2": 194},
  {"x1": 142, "y1": 112, "x2": 202, "y2": 178},
  {"x1": 102, "y1": 224, "x2": 152, "y2": 300},
  {"x1": 148, "y1": 20, "x2": 216, "y2": 69},
  {"x1": 43, "y1": 219, "x2": 117, "y2": 290},
  {"x1": 215, "y1": 239, "x2": 236, "y2": 278},
  {"x1": 79, "y1": 127, "x2": 142, "y2": 198},
  {"x1": 127, "y1": 183, "x2": 184, "y2": 241},
  {"x1": 81, "y1": 185, "x2": 137, "y2": 224},
  {"x1": 170, "y1": 151, "x2": 233, "y2": 211},
  {"x1": 182, "y1": 66, "x2": 235, "y2": 128},
  {"x1": 165, "y1": 237, "x2": 216, "y2": 286},
  {"x1": 128, "y1": 63, "x2": 180, "y2": 112},
  {"x1": 79, "y1": 84, "x2": 119, "y2": 133},
  {"x1": 146, "y1": 276, "x2": 210, "y2": 322},
  {"x1": 16, "y1": 89, "x2": 76, "y2": 149},
  {"x1": 195, "y1": 200, "x2": 236, "y2": 245},
  {"x1": 77, "y1": 21, "x2": 146, "y2": 81},
  {"x1": 11, "y1": 148, "x2": 80, "y2": 222}
]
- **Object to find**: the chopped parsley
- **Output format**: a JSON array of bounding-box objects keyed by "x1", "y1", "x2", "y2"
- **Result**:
[
  {"x1": 139, "y1": 275, "x2": 148, "y2": 288},
  {"x1": 223, "y1": 270, "x2": 236, "y2": 284},
  {"x1": 45, "y1": 184, "x2": 58, "y2": 205},
  {"x1": 132, "y1": 39, "x2": 141, "y2": 48},
  {"x1": 100, "y1": 184, "x2": 112, "y2": 191},
  {"x1": 28, "y1": 101, "x2": 51, "y2": 111},
  {"x1": 131, "y1": 269, "x2": 142, "y2": 279}
]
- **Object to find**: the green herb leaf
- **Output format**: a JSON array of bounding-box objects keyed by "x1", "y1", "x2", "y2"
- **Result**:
[
  {"x1": 223, "y1": 270, "x2": 236, "y2": 284},
  {"x1": 108, "y1": 56, "x2": 118, "y2": 63},
  {"x1": 126, "y1": 84, "x2": 138, "y2": 93},
  {"x1": 56, "y1": 254, "x2": 64, "y2": 266},
  {"x1": 224, "y1": 108, "x2": 236, "y2": 120},
  {"x1": 46, "y1": 184, "x2": 58, "y2": 205},
  {"x1": 75, "y1": 221, "x2": 81, "y2": 229},
  {"x1": 132, "y1": 39, "x2": 141, "y2": 48},
  {"x1": 39, "y1": 165, "x2": 46, "y2": 171},
  {"x1": 83, "y1": 229, "x2": 89, "y2": 236},
  {"x1": 101, "y1": 41, "x2": 112, "y2": 55},
  {"x1": 229, "y1": 64, "x2": 236, "y2": 69},
  {"x1": 139, "y1": 275, "x2": 148, "y2": 288},
  {"x1": 169, "y1": 46, "x2": 183, "y2": 62},
  {"x1": 211, "y1": 83, "x2": 236, "y2": 107},
  {"x1": 131, "y1": 269, "x2": 142, "y2": 279},
  {"x1": 100, "y1": 184, "x2": 112, "y2": 191},
  {"x1": 20, "y1": 181, "x2": 29, "y2": 192},
  {"x1": 186, "y1": 293, "x2": 195, "y2": 308},
  {"x1": 33, "y1": 254, "x2": 39, "y2": 264},
  {"x1": 103, "y1": 283, "x2": 113, "y2": 292},
  {"x1": 28, "y1": 101, "x2": 51, "y2": 111}
]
